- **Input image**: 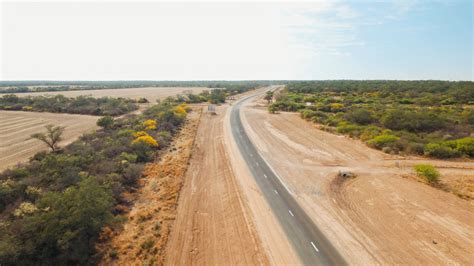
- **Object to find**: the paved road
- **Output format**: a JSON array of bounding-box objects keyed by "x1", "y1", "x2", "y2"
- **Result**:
[{"x1": 230, "y1": 89, "x2": 347, "y2": 265}]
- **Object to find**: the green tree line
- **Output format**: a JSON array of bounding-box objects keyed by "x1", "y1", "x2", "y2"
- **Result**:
[{"x1": 0, "y1": 94, "x2": 138, "y2": 116}]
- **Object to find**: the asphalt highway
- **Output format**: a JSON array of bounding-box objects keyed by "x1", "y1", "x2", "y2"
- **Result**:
[{"x1": 229, "y1": 89, "x2": 347, "y2": 265}]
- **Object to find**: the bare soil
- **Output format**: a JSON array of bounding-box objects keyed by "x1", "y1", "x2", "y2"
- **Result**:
[
  {"x1": 0, "y1": 110, "x2": 99, "y2": 171},
  {"x1": 12, "y1": 87, "x2": 206, "y2": 103},
  {"x1": 164, "y1": 104, "x2": 269, "y2": 265},
  {"x1": 242, "y1": 100, "x2": 474, "y2": 265}
]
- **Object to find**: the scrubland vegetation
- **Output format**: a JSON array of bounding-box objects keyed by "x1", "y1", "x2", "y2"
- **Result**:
[
  {"x1": 0, "y1": 101, "x2": 189, "y2": 264},
  {"x1": 269, "y1": 81, "x2": 474, "y2": 159},
  {"x1": 0, "y1": 94, "x2": 137, "y2": 116}
]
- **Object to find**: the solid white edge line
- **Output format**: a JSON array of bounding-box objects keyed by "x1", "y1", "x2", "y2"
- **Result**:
[
  {"x1": 236, "y1": 87, "x2": 294, "y2": 196},
  {"x1": 257, "y1": 152, "x2": 294, "y2": 195},
  {"x1": 289, "y1": 210, "x2": 294, "y2": 216},
  {"x1": 311, "y1": 241, "x2": 320, "y2": 252}
]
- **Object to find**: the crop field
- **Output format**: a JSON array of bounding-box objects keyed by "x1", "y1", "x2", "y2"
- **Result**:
[
  {"x1": 0, "y1": 111, "x2": 99, "y2": 171},
  {"x1": 10, "y1": 87, "x2": 207, "y2": 102}
]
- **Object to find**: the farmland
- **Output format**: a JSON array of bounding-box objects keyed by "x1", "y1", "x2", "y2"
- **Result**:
[
  {"x1": 0, "y1": 111, "x2": 99, "y2": 171},
  {"x1": 11, "y1": 87, "x2": 207, "y2": 103}
]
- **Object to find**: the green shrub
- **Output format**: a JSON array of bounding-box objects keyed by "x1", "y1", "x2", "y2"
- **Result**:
[
  {"x1": 359, "y1": 126, "x2": 383, "y2": 141},
  {"x1": 406, "y1": 142, "x2": 425, "y2": 155},
  {"x1": 336, "y1": 123, "x2": 364, "y2": 137},
  {"x1": 424, "y1": 143, "x2": 461, "y2": 158},
  {"x1": 455, "y1": 137, "x2": 474, "y2": 157},
  {"x1": 268, "y1": 104, "x2": 277, "y2": 114},
  {"x1": 368, "y1": 134, "x2": 399, "y2": 149},
  {"x1": 344, "y1": 108, "x2": 374, "y2": 125},
  {"x1": 97, "y1": 116, "x2": 115, "y2": 129},
  {"x1": 300, "y1": 109, "x2": 316, "y2": 120},
  {"x1": 414, "y1": 164, "x2": 440, "y2": 184},
  {"x1": 141, "y1": 239, "x2": 155, "y2": 250}
]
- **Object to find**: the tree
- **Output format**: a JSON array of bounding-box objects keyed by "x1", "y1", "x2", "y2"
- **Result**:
[
  {"x1": 264, "y1": 91, "x2": 274, "y2": 104},
  {"x1": 97, "y1": 116, "x2": 115, "y2": 129},
  {"x1": 31, "y1": 125, "x2": 65, "y2": 152}
]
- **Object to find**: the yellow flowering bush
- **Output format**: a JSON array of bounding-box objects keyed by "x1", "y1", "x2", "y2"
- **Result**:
[
  {"x1": 173, "y1": 105, "x2": 187, "y2": 115},
  {"x1": 13, "y1": 202, "x2": 38, "y2": 217},
  {"x1": 179, "y1": 103, "x2": 191, "y2": 112},
  {"x1": 25, "y1": 186, "x2": 42, "y2": 196},
  {"x1": 133, "y1": 131, "x2": 148, "y2": 138},
  {"x1": 330, "y1": 103, "x2": 344, "y2": 111},
  {"x1": 143, "y1": 119, "x2": 157, "y2": 130},
  {"x1": 132, "y1": 131, "x2": 159, "y2": 147}
]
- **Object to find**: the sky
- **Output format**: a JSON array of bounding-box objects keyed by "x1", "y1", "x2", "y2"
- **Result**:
[{"x1": 1, "y1": 0, "x2": 472, "y2": 80}]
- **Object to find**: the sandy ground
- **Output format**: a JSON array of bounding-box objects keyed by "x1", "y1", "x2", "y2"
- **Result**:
[
  {"x1": 0, "y1": 110, "x2": 99, "y2": 171},
  {"x1": 242, "y1": 98, "x2": 474, "y2": 265},
  {"x1": 11, "y1": 87, "x2": 206, "y2": 102},
  {"x1": 98, "y1": 109, "x2": 201, "y2": 265},
  {"x1": 164, "y1": 104, "x2": 269, "y2": 265}
]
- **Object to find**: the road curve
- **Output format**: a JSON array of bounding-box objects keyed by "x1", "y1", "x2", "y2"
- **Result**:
[{"x1": 229, "y1": 88, "x2": 346, "y2": 265}]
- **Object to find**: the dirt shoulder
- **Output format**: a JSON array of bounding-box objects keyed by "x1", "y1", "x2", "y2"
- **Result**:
[
  {"x1": 242, "y1": 100, "x2": 474, "y2": 264},
  {"x1": 164, "y1": 104, "x2": 269, "y2": 265},
  {"x1": 98, "y1": 109, "x2": 201, "y2": 265}
]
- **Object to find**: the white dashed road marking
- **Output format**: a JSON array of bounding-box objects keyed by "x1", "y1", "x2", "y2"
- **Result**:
[
  {"x1": 311, "y1": 241, "x2": 320, "y2": 252},
  {"x1": 289, "y1": 210, "x2": 294, "y2": 217}
]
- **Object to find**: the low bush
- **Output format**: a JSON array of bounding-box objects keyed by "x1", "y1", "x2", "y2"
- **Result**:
[
  {"x1": 97, "y1": 116, "x2": 115, "y2": 129},
  {"x1": 455, "y1": 137, "x2": 474, "y2": 157},
  {"x1": 344, "y1": 108, "x2": 374, "y2": 125},
  {"x1": 336, "y1": 123, "x2": 364, "y2": 137},
  {"x1": 414, "y1": 164, "x2": 440, "y2": 184},
  {"x1": 424, "y1": 143, "x2": 461, "y2": 158},
  {"x1": 368, "y1": 134, "x2": 399, "y2": 150}
]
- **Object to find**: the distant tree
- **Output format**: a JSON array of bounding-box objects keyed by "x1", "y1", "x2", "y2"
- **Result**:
[
  {"x1": 31, "y1": 125, "x2": 65, "y2": 152},
  {"x1": 137, "y1": 97, "x2": 149, "y2": 103},
  {"x1": 264, "y1": 91, "x2": 274, "y2": 104},
  {"x1": 97, "y1": 116, "x2": 115, "y2": 130}
]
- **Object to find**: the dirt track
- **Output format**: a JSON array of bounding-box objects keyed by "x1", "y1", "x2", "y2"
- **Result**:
[
  {"x1": 242, "y1": 100, "x2": 474, "y2": 264},
  {"x1": 0, "y1": 110, "x2": 99, "y2": 171},
  {"x1": 164, "y1": 105, "x2": 268, "y2": 265}
]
